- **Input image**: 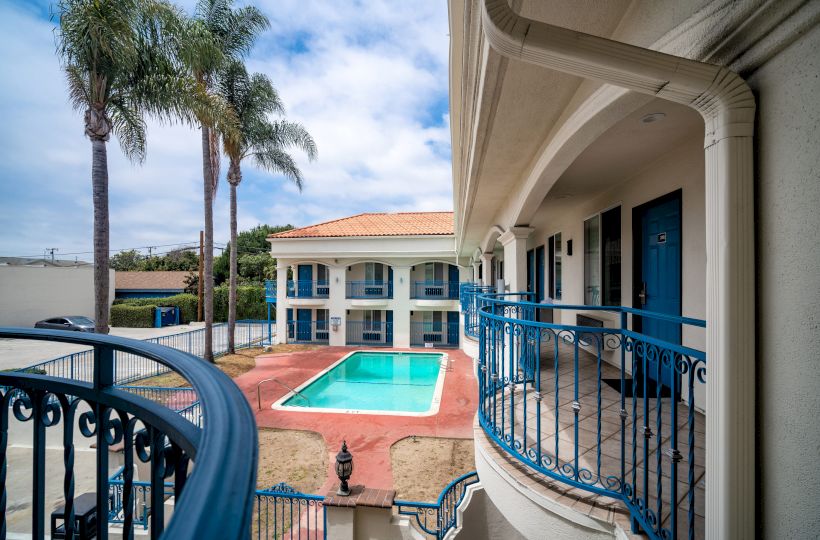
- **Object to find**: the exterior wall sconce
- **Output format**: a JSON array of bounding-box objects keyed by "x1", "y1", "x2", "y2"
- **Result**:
[
  {"x1": 335, "y1": 440, "x2": 353, "y2": 496},
  {"x1": 335, "y1": 276, "x2": 340, "y2": 284},
  {"x1": 567, "y1": 239, "x2": 573, "y2": 256}
]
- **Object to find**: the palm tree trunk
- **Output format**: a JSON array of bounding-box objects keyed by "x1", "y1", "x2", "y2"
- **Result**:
[
  {"x1": 91, "y1": 138, "x2": 110, "y2": 334},
  {"x1": 227, "y1": 173, "x2": 238, "y2": 354},
  {"x1": 201, "y1": 124, "x2": 214, "y2": 362}
]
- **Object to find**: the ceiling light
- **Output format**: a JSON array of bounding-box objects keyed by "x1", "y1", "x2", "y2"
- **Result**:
[{"x1": 641, "y1": 112, "x2": 666, "y2": 124}]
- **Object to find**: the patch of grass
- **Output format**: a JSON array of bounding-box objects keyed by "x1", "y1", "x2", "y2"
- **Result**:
[
  {"x1": 256, "y1": 428, "x2": 327, "y2": 493},
  {"x1": 391, "y1": 437, "x2": 475, "y2": 502},
  {"x1": 129, "y1": 344, "x2": 320, "y2": 388}
]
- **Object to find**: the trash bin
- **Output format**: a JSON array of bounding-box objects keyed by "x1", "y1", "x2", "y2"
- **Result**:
[{"x1": 154, "y1": 306, "x2": 180, "y2": 328}]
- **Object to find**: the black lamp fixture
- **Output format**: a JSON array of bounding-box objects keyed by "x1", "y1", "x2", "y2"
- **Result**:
[{"x1": 335, "y1": 440, "x2": 353, "y2": 496}]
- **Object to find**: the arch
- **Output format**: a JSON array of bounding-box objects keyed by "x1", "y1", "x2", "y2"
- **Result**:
[{"x1": 480, "y1": 225, "x2": 505, "y2": 254}]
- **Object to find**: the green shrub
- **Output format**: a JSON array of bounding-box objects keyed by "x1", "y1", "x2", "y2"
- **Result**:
[
  {"x1": 115, "y1": 293, "x2": 198, "y2": 323},
  {"x1": 111, "y1": 304, "x2": 156, "y2": 328},
  {"x1": 213, "y1": 285, "x2": 265, "y2": 322}
]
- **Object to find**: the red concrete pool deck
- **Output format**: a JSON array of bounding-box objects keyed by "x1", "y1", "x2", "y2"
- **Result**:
[{"x1": 233, "y1": 347, "x2": 477, "y2": 493}]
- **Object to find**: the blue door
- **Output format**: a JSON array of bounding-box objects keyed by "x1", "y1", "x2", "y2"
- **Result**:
[
  {"x1": 447, "y1": 311, "x2": 459, "y2": 346},
  {"x1": 297, "y1": 265, "x2": 313, "y2": 297},
  {"x1": 296, "y1": 309, "x2": 312, "y2": 342},
  {"x1": 535, "y1": 246, "x2": 545, "y2": 302},
  {"x1": 386, "y1": 310, "x2": 393, "y2": 345},
  {"x1": 286, "y1": 308, "x2": 294, "y2": 339},
  {"x1": 448, "y1": 264, "x2": 459, "y2": 299},
  {"x1": 638, "y1": 194, "x2": 681, "y2": 392}
]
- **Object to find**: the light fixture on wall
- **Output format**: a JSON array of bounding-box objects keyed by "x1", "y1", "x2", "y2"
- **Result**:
[
  {"x1": 567, "y1": 239, "x2": 573, "y2": 256},
  {"x1": 335, "y1": 276, "x2": 339, "y2": 284},
  {"x1": 641, "y1": 112, "x2": 666, "y2": 124}
]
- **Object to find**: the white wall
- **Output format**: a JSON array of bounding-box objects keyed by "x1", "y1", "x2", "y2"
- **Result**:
[
  {"x1": 0, "y1": 266, "x2": 115, "y2": 327},
  {"x1": 747, "y1": 22, "x2": 820, "y2": 538}
]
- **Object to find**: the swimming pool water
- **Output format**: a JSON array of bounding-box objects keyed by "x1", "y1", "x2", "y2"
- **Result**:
[{"x1": 281, "y1": 351, "x2": 445, "y2": 413}]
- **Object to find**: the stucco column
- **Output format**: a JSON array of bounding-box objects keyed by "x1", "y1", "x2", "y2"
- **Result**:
[
  {"x1": 275, "y1": 263, "x2": 288, "y2": 344},
  {"x1": 472, "y1": 261, "x2": 480, "y2": 283},
  {"x1": 480, "y1": 253, "x2": 494, "y2": 287},
  {"x1": 498, "y1": 227, "x2": 533, "y2": 294},
  {"x1": 392, "y1": 266, "x2": 411, "y2": 348},
  {"x1": 328, "y1": 265, "x2": 347, "y2": 346}
]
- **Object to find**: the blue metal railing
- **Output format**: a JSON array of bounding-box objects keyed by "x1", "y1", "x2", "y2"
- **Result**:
[
  {"x1": 118, "y1": 386, "x2": 201, "y2": 426},
  {"x1": 252, "y1": 483, "x2": 326, "y2": 539},
  {"x1": 108, "y1": 466, "x2": 174, "y2": 530},
  {"x1": 460, "y1": 284, "x2": 495, "y2": 338},
  {"x1": 410, "y1": 321, "x2": 459, "y2": 348},
  {"x1": 286, "y1": 320, "x2": 330, "y2": 344},
  {"x1": 17, "y1": 319, "x2": 270, "y2": 386},
  {"x1": 412, "y1": 281, "x2": 460, "y2": 299},
  {"x1": 287, "y1": 280, "x2": 330, "y2": 298},
  {"x1": 345, "y1": 280, "x2": 393, "y2": 299},
  {"x1": 475, "y1": 293, "x2": 706, "y2": 540},
  {"x1": 0, "y1": 328, "x2": 258, "y2": 540},
  {"x1": 346, "y1": 320, "x2": 393, "y2": 346},
  {"x1": 395, "y1": 471, "x2": 479, "y2": 539}
]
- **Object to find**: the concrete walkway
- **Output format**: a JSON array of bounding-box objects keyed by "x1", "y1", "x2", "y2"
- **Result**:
[{"x1": 235, "y1": 347, "x2": 477, "y2": 493}]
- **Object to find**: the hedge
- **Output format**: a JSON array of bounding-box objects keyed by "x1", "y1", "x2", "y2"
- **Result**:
[
  {"x1": 214, "y1": 285, "x2": 266, "y2": 322},
  {"x1": 114, "y1": 293, "x2": 198, "y2": 323},
  {"x1": 111, "y1": 304, "x2": 156, "y2": 328}
]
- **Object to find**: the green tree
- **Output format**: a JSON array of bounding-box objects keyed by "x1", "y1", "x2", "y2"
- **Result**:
[
  {"x1": 110, "y1": 249, "x2": 144, "y2": 271},
  {"x1": 185, "y1": 0, "x2": 268, "y2": 360},
  {"x1": 219, "y1": 61, "x2": 316, "y2": 352},
  {"x1": 56, "y1": 0, "x2": 215, "y2": 333}
]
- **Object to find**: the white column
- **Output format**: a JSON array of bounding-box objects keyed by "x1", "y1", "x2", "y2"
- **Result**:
[
  {"x1": 328, "y1": 265, "x2": 347, "y2": 346},
  {"x1": 498, "y1": 227, "x2": 533, "y2": 294},
  {"x1": 480, "y1": 253, "x2": 494, "y2": 287},
  {"x1": 275, "y1": 263, "x2": 288, "y2": 344},
  {"x1": 391, "y1": 266, "x2": 411, "y2": 348},
  {"x1": 472, "y1": 261, "x2": 480, "y2": 283}
]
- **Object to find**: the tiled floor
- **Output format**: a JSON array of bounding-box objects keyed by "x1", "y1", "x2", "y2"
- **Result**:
[{"x1": 482, "y1": 342, "x2": 705, "y2": 539}]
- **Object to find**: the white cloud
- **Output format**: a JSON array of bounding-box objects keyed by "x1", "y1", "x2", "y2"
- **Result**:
[{"x1": 0, "y1": 0, "x2": 452, "y2": 258}]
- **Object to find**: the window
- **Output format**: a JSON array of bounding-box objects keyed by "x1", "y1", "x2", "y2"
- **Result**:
[
  {"x1": 365, "y1": 262, "x2": 383, "y2": 283},
  {"x1": 317, "y1": 265, "x2": 328, "y2": 283},
  {"x1": 423, "y1": 311, "x2": 442, "y2": 332},
  {"x1": 548, "y1": 233, "x2": 563, "y2": 300},
  {"x1": 316, "y1": 309, "x2": 328, "y2": 330},
  {"x1": 363, "y1": 310, "x2": 381, "y2": 331},
  {"x1": 584, "y1": 207, "x2": 621, "y2": 306},
  {"x1": 425, "y1": 262, "x2": 444, "y2": 282}
]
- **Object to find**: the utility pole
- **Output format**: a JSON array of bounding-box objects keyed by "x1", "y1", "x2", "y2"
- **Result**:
[
  {"x1": 198, "y1": 230, "x2": 204, "y2": 322},
  {"x1": 46, "y1": 248, "x2": 58, "y2": 263},
  {"x1": 148, "y1": 246, "x2": 155, "y2": 257}
]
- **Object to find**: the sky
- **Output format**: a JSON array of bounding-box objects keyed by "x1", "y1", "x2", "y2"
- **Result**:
[{"x1": 0, "y1": 0, "x2": 452, "y2": 260}]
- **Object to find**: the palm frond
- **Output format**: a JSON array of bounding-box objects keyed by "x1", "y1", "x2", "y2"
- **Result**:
[
  {"x1": 252, "y1": 146, "x2": 304, "y2": 191},
  {"x1": 108, "y1": 95, "x2": 147, "y2": 163}
]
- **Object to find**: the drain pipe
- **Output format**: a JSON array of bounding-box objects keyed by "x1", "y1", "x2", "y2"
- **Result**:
[{"x1": 479, "y1": 1, "x2": 755, "y2": 538}]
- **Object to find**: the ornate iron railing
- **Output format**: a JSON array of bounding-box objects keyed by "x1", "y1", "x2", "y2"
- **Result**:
[
  {"x1": 108, "y1": 466, "x2": 174, "y2": 530},
  {"x1": 345, "y1": 280, "x2": 393, "y2": 299},
  {"x1": 410, "y1": 322, "x2": 459, "y2": 348},
  {"x1": 252, "y1": 483, "x2": 325, "y2": 540},
  {"x1": 286, "y1": 320, "x2": 330, "y2": 344},
  {"x1": 476, "y1": 293, "x2": 706, "y2": 540},
  {"x1": 411, "y1": 281, "x2": 461, "y2": 299},
  {"x1": 345, "y1": 321, "x2": 393, "y2": 346},
  {"x1": 0, "y1": 328, "x2": 258, "y2": 540},
  {"x1": 459, "y1": 284, "x2": 495, "y2": 339},
  {"x1": 18, "y1": 320, "x2": 269, "y2": 386},
  {"x1": 287, "y1": 280, "x2": 330, "y2": 298},
  {"x1": 395, "y1": 471, "x2": 479, "y2": 539}
]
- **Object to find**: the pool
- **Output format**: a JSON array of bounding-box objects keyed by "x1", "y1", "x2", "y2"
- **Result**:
[{"x1": 273, "y1": 351, "x2": 448, "y2": 416}]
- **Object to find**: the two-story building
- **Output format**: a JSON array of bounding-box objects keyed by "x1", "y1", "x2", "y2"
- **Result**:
[{"x1": 267, "y1": 212, "x2": 471, "y2": 349}]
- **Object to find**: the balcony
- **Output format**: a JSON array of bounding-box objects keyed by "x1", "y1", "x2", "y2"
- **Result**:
[
  {"x1": 409, "y1": 321, "x2": 459, "y2": 348},
  {"x1": 346, "y1": 280, "x2": 393, "y2": 299},
  {"x1": 346, "y1": 320, "x2": 393, "y2": 346},
  {"x1": 411, "y1": 280, "x2": 460, "y2": 300},
  {"x1": 287, "y1": 280, "x2": 330, "y2": 299},
  {"x1": 470, "y1": 291, "x2": 706, "y2": 539},
  {"x1": 0, "y1": 327, "x2": 257, "y2": 539},
  {"x1": 286, "y1": 320, "x2": 330, "y2": 344}
]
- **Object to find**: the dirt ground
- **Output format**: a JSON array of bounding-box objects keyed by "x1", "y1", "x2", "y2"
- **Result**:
[
  {"x1": 391, "y1": 436, "x2": 475, "y2": 502},
  {"x1": 256, "y1": 428, "x2": 327, "y2": 493},
  {"x1": 131, "y1": 344, "x2": 319, "y2": 388}
]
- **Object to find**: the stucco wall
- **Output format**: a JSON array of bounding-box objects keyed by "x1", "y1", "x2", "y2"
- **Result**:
[
  {"x1": 747, "y1": 22, "x2": 820, "y2": 538},
  {"x1": 0, "y1": 266, "x2": 115, "y2": 327}
]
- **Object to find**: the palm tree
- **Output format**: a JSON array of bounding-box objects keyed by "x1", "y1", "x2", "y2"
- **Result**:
[
  {"x1": 185, "y1": 0, "x2": 268, "y2": 361},
  {"x1": 219, "y1": 62, "x2": 317, "y2": 353},
  {"x1": 55, "y1": 0, "x2": 215, "y2": 333}
]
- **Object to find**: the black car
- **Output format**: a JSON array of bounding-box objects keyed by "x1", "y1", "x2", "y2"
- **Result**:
[{"x1": 34, "y1": 316, "x2": 96, "y2": 332}]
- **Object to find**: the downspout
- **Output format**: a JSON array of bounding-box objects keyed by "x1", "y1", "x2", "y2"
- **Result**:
[{"x1": 480, "y1": 1, "x2": 755, "y2": 539}]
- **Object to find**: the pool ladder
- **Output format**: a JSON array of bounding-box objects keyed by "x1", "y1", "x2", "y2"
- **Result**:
[{"x1": 257, "y1": 377, "x2": 311, "y2": 410}]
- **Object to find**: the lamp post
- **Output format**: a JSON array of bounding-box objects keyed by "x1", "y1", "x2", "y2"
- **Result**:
[{"x1": 335, "y1": 440, "x2": 353, "y2": 496}]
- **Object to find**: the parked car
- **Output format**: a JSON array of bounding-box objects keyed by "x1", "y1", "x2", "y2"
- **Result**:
[{"x1": 34, "y1": 316, "x2": 96, "y2": 332}]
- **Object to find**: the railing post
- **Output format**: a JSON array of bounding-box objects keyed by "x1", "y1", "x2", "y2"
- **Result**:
[{"x1": 94, "y1": 344, "x2": 114, "y2": 540}]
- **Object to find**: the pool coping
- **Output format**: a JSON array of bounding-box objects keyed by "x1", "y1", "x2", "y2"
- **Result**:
[{"x1": 270, "y1": 349, "x2": 450, "y2": 417}]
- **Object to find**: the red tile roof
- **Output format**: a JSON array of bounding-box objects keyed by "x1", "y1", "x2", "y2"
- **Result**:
[
  {"x1": 115, "y1": 271, "x2": 189, "y2": 290},
  {"x1": 269, "y1": 212, "x2": 454, "y2": 239}
]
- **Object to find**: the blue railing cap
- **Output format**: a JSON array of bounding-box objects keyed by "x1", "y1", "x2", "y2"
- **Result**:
[{"x1": 0, "y1": 327, "x2": 258, "y2": 540}]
